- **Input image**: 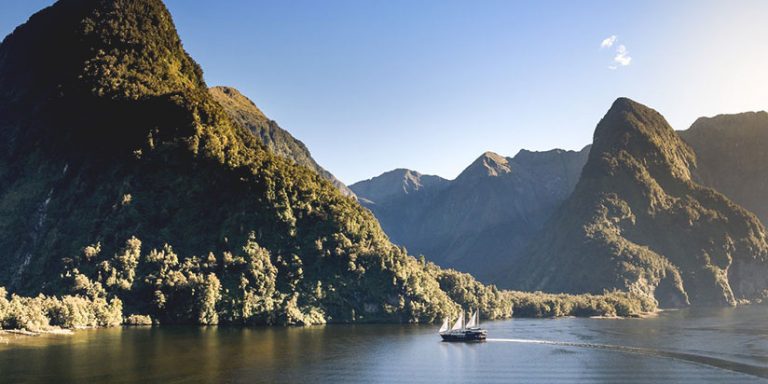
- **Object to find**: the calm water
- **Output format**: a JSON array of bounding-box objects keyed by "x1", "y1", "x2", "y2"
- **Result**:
[{"x1": 2, "y1": 306, "x2": 768, "y2": 383}]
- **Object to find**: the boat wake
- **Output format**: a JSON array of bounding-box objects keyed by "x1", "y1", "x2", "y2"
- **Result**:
[{"x1": 487, "y1": 338, "x2": 768, "y2": 379}]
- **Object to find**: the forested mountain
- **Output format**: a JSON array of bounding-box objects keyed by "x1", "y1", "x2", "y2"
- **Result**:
[
  {"x1": 510, "y1": 98, "x2": 768, "y2": 307},
  {"x1": 0, "y1": 0, "x2": 510, "y2": 325},
  {"x1": 351, "y1": 148, "x2": 589, "y2": 282},
  {"x1": 209, "y1": 86, "x2": 355, "y2": 197},
  {"x1": 679, "y1": 111, "x2": 768, "y2": 226}
]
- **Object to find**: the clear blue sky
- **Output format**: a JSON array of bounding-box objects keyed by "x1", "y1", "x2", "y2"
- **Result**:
[{"x1": 2, "y1": 1, "x2": 767, "y2": 184}]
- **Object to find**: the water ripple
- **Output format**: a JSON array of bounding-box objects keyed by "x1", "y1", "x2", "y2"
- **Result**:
[{"x1": 487, "y1": 338, "x2": 768, "y2": 379}]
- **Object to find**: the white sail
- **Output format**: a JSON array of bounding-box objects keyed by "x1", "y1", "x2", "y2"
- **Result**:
[
  {"x1": 466, "y1": 310, "x2": 477, "y2": 328},
  {"x1": 450, "y1": 310, "x2": 464, "y2": 330},
  {"x1": 438, "y1": 318, "x2": 450, "y2": 333}
]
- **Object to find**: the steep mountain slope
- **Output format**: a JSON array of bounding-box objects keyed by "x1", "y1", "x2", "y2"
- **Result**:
[
  {"x1": 679, "y1": 112, "x2": 768, "y2": 225},
  {"x1": 351, "y1": 147, "x2": 589, "y2": 282},
  {"x1": 511, "y1": 98, "x2": 768, "y2": 307},
  {"x1": 209, "y1": 86, "x2": 355, "y2": 197},
  {"x1": 0, "y1": 0, "x2": 509, "y2": 324}
]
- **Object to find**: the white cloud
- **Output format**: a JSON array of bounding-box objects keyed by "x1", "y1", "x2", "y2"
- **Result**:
[
  {"x1": 613, "y1": 44, "x2": 632, "y2": 66},
  {"x1": 600, "y1": 35, "x2": 632, "y2": 69},
  {"x1": 600, "y1": 35, "x2": 617, "y2": 49}
]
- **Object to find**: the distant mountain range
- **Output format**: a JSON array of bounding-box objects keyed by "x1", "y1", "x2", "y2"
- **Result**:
[
  {"x1": 354, "y1": 101, "x2": 768, "y2": 306},
  {"x1": 351, "y1": 148, "x2": 589, "y2": 282}
]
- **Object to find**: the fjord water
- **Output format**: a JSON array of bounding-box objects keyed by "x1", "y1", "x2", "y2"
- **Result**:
[{"x1": 2, "y1": 307, "x2": 768, "y2": 383}]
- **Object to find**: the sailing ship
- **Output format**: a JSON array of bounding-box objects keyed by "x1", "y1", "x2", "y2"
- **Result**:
[{"x1": 438, "y1": 310, "x2": 487, "y2": 342}]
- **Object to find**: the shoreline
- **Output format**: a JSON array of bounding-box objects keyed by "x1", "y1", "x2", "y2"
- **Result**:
[
  {"x1": 10, "y1": 303, "x2": 764, "y2": 338},
  {"x1": 0, "y1": 328, "x2": 75, "y2": 337},
  {"x1": 0, "y1": 310, "x2": 661, "y2": 338}
]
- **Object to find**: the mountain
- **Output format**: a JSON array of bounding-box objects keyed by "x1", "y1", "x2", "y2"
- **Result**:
[
  {"x1": 209, "y1": 86, "x2": 355, "y2": 197},
  {"x1": 350, "y1": 169, "x2": 450, "y2": 248},
  {"x1": 679, "y1": 111, "x2": 768, "y2": 226},
  {"x1": 349, "y1": 168, "x2": 449, "y2": 205},
  {"x1": 509, "y1": 98, "x2": 768, "y2": 307},
  {"x1": 351, "y1": 147, "x2": 589, "y2": 282},
  {"x1": 0, "y1": 0, "x2": 509, "y2": 325},
  {"x1": 456, "y1": 151, "x2": 513, "y2": 179}
]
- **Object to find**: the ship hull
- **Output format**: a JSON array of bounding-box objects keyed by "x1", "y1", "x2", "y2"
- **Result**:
[{"x1": 440, "y1": 330, "x2": 487, "y2": 342}]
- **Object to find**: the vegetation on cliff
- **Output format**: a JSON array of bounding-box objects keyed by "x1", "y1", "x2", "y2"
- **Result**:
[
  {"x1": 507, "y1": 291, "x2": 657, "y2": 318},
  {"x1": 209, "y1": 86, "x2": 355, "y2": 197},
  {"x1": 511, "y1": 98, "x2": 768, "y2": 307},
  {"x1": 0, "y1": 0, "x2": 512, "y2": 325}
]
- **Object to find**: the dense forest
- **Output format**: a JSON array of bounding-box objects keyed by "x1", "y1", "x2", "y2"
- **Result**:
[
  {"x1": 0, "y1": 247, "x2": 655, "y2": 332},
  {"x1": 0, "y1": 0, "x2": 507, "y2": 328},
  {"x1": 1, "y1": 235, "x2": 655, "y2": 332}
]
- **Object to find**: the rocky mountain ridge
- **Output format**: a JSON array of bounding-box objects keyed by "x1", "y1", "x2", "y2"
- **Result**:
[
  {"x1": 351, "y1": 147, "x2": 590, "y2": 282},
  {"x1": 209, "y1": 86, "x2": 355, "y2": 197},
  {"x1": 679, "y1": 111, "x2": 768, "y2": 226}
]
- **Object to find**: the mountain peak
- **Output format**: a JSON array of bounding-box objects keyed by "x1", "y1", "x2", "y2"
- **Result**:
[
  {"x1": 608, "y1": 96, "x2": 644, "y2": 112},
  {"x1": 457, "y1": 151, "x2": 512, "y2": 180},
  {"x1": 350, "y1": 168, "x2": 448, "y2": 204},
  {"x1": 481, "y1": 150, "x2": 506, "y2": 161},
  {"x1": 589, "y1": 97, "x2": 695, "y2": 183},
  {"x1": 0, "y1": 0, "x2": 226, "y2": 155},
  {"x1": 0, "y1": 0, "x2": 205, "y2": 105},
  {"x1": 597, "y1": 97, "x2": 666, "y2": 139}
]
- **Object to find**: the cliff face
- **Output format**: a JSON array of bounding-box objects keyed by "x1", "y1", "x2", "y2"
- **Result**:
[
  {"x1": 209, "y1": 86, "x2": 355, "y2": 197},
  {"x1": 352, "y1": 147, "x2": 589, "y2": 282},
  {"x1": 510, "y1": 98, "x2": 768, "y2": 307},
  {"x1": 679, "y1": 111, "x2": 768, "y2": 226},
  {"x1": 0, "y1": 0, "x2": 508, "y2": 324}
]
